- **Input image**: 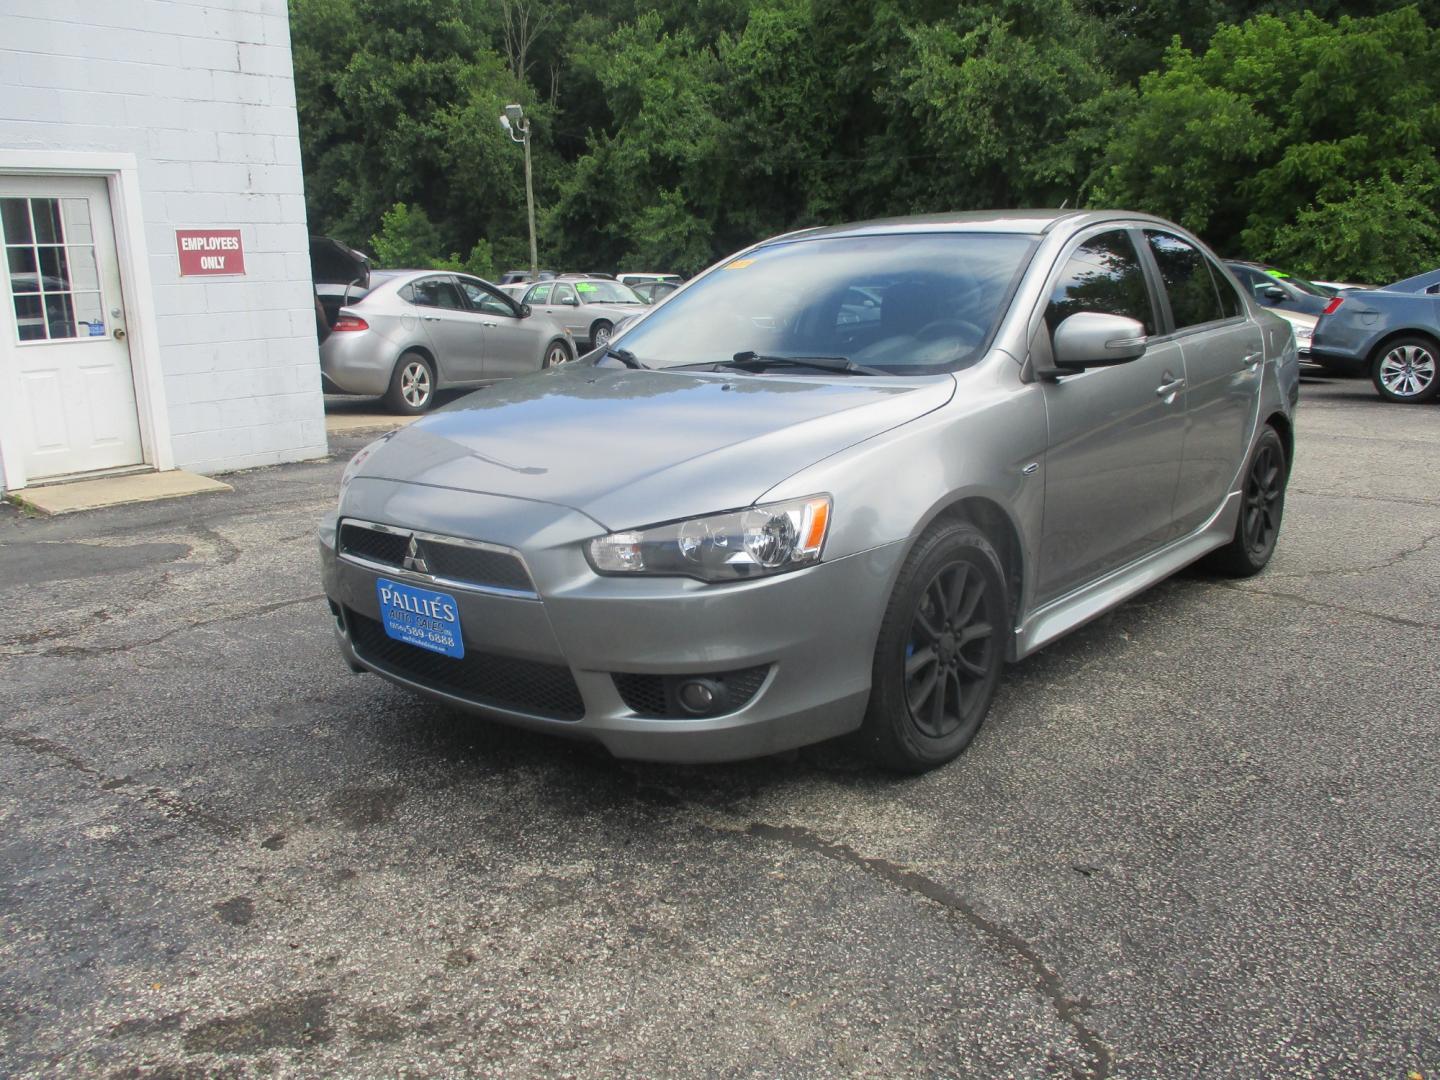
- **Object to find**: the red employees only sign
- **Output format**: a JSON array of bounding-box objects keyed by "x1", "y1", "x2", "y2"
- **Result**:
[{"x1": 175, "y1": 228, "x2": 246, "y2": 276}]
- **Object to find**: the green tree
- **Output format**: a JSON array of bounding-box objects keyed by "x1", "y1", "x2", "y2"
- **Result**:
[{"x1": 1091, "y1": 7, "x2": 1440, "y2": 279}]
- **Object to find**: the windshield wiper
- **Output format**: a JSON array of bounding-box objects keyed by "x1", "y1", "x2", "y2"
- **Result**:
[
  {"x1": 723, "y1": 351, "x2": 886, "y2": 376},
  {"x1": 599, "y1": 345, "x2": 645, "y2": 369}
]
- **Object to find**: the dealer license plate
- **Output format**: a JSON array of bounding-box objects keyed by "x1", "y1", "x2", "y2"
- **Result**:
[{"x1": 376, "y1": 578, "x2": 464, "y2": 659}]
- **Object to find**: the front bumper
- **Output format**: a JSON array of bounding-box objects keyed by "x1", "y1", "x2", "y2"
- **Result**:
[{"x1": 319, "y1": 481, "x2": 905, "y2": 763}]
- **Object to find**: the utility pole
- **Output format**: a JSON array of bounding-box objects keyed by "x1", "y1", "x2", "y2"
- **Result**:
[{"x1": 500, "y1": 103, "x2": 538, "y2": 279}]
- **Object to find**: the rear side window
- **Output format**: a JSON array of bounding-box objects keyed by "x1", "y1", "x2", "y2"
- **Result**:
[
  {"x1": 410, "y1": 277, "x2": 465, "y2": 310},
  {"x1": 1045, "y1": 230, "x2": 1156, "y2": 335},
  {"x1": 527, "y1": 283, "x2": 552, "y2": 304},
  {"x1": 552, "y1": 284, "x2": 577, "y2": 305},
  {"x1": 1207, "y1": 259, "x2": 1244, "y2": 319},
  {"x1": 1145, "y1": 231, "x2": 1224, "y2": 330}
]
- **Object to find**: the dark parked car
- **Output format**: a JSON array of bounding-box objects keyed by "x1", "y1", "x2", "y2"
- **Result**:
[
  {"x1": 1310, "y1": 268, "x2": 1440, "y2": 402},
  {"x1": 1224, "y1": 261, "x2": 1330, "y2": 317}
]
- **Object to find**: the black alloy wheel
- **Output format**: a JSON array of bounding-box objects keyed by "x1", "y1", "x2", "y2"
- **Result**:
[
  {"x1": 905, "y1": 560, "x2": 996, "y2": 740},
  {"x1": 1241, "y1": 438, "x2": 1284, "y2": 562},
  {"x1": 1203, "y1": 425, "x2": 1288, "y2": 577},
  {"x1": 856, "y1": 520, "x2": 1008, "y2": 772}
]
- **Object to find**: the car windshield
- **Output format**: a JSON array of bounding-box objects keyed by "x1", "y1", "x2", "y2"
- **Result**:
[
  {"x1": 1263, "y1": 267, "x2": 1327, "y2": 297},
  {"x1": 575, "y1": 280, "x2": 644, "y2": 304},
  {"x1": 614, "y1": 233, "x2": 1036, "y2": 375}
]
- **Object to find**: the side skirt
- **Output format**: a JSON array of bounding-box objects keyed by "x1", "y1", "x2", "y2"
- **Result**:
[{"x1": 1011, "y1": 489, "x2": 1241, "y2": 660}]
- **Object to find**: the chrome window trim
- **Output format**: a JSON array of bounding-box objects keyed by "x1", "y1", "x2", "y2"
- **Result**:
[{"x1": 337, "y1": 518, "x2": 540, "y2": 600}]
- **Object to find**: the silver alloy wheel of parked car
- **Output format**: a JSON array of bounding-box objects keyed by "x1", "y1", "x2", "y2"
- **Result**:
[
  {"x1": 545, "y1": 341, "x2": 573, "y2": 368},
  {"x1": 591, "y1": 323, "x2": 613, "y2": 349},
  {"x1": 398, "y1": 357, "x2": 432, "y2": 409},
  {"x1": 1374, "y1": 339, "x2": 1438, "y2": 403}
]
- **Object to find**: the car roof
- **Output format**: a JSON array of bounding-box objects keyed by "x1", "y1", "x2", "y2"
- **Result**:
[{"x1": 758, "y1": 209, "x2": 1182, "y2": 246}]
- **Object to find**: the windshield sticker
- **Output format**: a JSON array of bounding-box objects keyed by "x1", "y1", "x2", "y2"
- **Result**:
[
  {"x1": 1265, "y1": 270, "x2": 1290, "y2": 279},
  {"x1": 576, "y1": 282, "x2": 597, "y2": 293},
  {"x1": 725, "y1": 258, "x2": 756, "y2": 270}
]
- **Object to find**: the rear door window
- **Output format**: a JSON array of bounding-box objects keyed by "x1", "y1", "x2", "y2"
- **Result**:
[
  {"x1": 552, "y1": 283, "x2": 577, "y2": 306},
  {"x1": 1045, "y1": 230, "x2": 1156, "y2": 335},
  {"x1": 410, "y1": 276, "x2": 466, "y2": 310},
  {"x1": 527, "y1": 283, "x2": 552, "y2": 304},
  {"x1": 1144, "y1": 231, "x2": 1224, "y2": 330},
  {"x1": 1207, "y1": 259, "x2": 1244, "y2": 319}
]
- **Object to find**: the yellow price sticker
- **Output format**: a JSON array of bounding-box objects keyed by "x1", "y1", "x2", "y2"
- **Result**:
[{"x1": 725, "y1": 259, "x2": 756, "y2": 270}]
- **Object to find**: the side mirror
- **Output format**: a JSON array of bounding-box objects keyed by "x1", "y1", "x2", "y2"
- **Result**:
[
  {"x1": 1040, "y1": 312, "x2": 1147, "y2": 377},
  {"x1": 1263, "y1": 285, "x2": 1285, "y2": 301},
  {"x1": 519, "y1": 303, "x2": 532, "y2": 318},
  {"x1": 562, "y1": 296, "x2": 579, "y2": 307}
]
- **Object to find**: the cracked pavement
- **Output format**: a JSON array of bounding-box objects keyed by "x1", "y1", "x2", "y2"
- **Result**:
[{"x1": 1, "y1": 377, "x2": 1436, "y2": 1078}]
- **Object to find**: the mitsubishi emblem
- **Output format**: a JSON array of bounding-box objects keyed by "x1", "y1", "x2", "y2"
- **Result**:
[{"x1": 402, "y1": 535, "x2": 430, "y2": 574}]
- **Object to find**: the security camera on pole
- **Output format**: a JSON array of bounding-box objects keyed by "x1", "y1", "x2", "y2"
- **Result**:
[{"x1": 499, "y1": 103, "x2": 538, "y2": 281}]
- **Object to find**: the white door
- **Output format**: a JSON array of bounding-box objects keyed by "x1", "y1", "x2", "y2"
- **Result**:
[{"x1": 0, "y1": 175, "x2": 143, "y2": 482}]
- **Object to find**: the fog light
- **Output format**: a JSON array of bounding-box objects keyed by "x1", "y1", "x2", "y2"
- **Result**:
[{"x1": 678, "y1": 679, "x2": 720, "y2": 715}]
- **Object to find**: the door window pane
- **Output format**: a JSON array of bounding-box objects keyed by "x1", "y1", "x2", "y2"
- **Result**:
[
  {"x1": 1045, "y1": 230, "x2": 1155, "y2": 335},
  {"x1": 3, "y1": 194, "x2": 103, "y2": 342},
  {"x1": 1144, "y1": 231, "x2": 1224, "y2": 330},
  {"x1": 14, "y1": 294, "x2": 44, "y2": 341},
  {"x1": 73, "y1": 292, "x2": 105, "y2": 333},
  {"x1": 31, "y1": 199, "x2": 63, "y2": 244},
  {"x1": 528, "y1": 283, "x2": 552, "y2": 303},
  {"x1": 7, "y1": 247, "x2": 38, "y2": 290},
  {"x1": 1, "y1": 199, "x2": 33, "y2": 244},
  {"x1": 61, "y1": 199, "x2": 94, "y2": 243},
  {"x1": 44, "y1": 293, "x2": 76, "y2": 337},
  {"x1": 67, "y1": 246, "x2": 100, "y2": 290},
  {"x1": 38, "y1": 246, "x2": 71, "y2": 289},
  {"x1": 552, "y1": 284, "x2": 576, "y2": 305}
]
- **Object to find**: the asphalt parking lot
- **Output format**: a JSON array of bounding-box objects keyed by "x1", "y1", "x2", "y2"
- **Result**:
[{"x1": 1, "y1": 377, "x2": 1436, "y2": 1078}]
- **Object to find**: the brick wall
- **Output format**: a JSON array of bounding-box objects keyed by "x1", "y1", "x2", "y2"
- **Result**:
[{"x1": 0, "y1": 0, "x2": 327, "y2": 478}]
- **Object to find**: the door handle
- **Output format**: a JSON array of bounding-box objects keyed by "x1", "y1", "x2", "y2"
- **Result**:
[
  {"x1": 1243, "y1": 351, "x2": 1263, "y2": 370},
  {"x1": 422, "y1": 315, "x2": 440, "y2": 321},
  {"x1": 482, "y1": 321, "x2": 498, "y2": 328},
  {"x1": 1156, "y1": 376, "x2": 1185, "y2": 399},
  {"x1": 112, "y1": 327, "x2": 126, "y2": 341}
]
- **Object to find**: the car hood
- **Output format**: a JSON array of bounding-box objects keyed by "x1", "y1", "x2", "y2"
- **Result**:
[{"x1": 351, "y1": 362, "x2": 955, "y2": 529}]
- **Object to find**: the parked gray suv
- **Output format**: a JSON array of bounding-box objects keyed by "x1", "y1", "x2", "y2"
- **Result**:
[{"x1": 319, "y1": 211, "x2": 1299, "y2": 772}]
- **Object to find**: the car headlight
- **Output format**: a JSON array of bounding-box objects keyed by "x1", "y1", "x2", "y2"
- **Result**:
[{"x1": 588, "y1": 496, "x2": 831, "y2": 582}]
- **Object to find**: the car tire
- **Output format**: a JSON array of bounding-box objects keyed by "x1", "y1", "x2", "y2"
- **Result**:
[
  {"x1": 854, "y1": 519, "x2": 1008, "y2": 773},
  {"x1": 543, "y1": 339, "x2": 574, "y2": 369},
  {"x1": 590, "y1": 321, "x2": 613, "y2": 350},
  {"x1": 382, "y1": 351, "x2": 435, "y2": 415},
  {"x1": 1203, "y1": 426, "x2": 1288, "y2": 578},
  {"x1": 1370, "y1": 335, "x2": 1439, "y2": 403}
]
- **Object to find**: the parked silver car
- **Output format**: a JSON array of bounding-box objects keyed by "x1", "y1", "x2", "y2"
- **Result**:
[
  {"x1": 320, "y1": 270, "x2": 576, "y2": 413},
  {"x1": 319, "y1": 210, "x2": 1298, "y2": 771},
  {"x1": 520, "y1": 277, "x2": 646, "y2": 351}
]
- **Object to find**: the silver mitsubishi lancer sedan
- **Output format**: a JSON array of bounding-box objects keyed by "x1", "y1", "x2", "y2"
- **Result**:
[{"x1": 319, "y1": 211, "x2": 1299, "y2": 772}]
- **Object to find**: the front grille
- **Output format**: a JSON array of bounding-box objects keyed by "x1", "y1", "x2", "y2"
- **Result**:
[
  {"x1": 340, "y1": 522, "x2": 408, "y2": 566},
  {"x1": 339, "y1": 521, "x2": 533, "y2": 594},
  {"x1": 422, "y1": 543, "x2": 533, "y2": 592},
  {"x1": 348, "y1": 610, "x2": 584, "y2": 720},
  {"x1": 613, "y1": 665, "x2": 770, "y2": 718}
]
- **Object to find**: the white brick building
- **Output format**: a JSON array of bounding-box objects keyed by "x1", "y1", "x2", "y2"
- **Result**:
[{"x1": 0, "y1": 0, "x2": 326, "y2": 495}]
